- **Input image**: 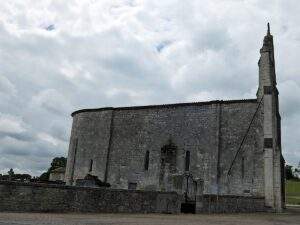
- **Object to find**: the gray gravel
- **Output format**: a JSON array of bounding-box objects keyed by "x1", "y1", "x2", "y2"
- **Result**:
[{"x1": 0, "y1": 207, "x2": 299, "y2": 225}]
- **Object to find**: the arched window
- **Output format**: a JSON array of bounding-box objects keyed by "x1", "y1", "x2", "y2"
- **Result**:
[
  {"x1": 89, "y1": 159, "x2": 93, "y2": 172},
  {"x1": 144, "y1": 151, "x2": 150, "y2": 171},
  {"x1": 185, "y1": 151, "x2": 190, "y2": 171}
]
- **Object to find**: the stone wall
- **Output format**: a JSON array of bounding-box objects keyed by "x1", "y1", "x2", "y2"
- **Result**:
[
  {"x1": 0, "y1": 181, "x2": 180, "y2": 213},
  {"x1": 108, "y1": 103, "x2": 220, "y2": 193},
  {"x1": 196, "y1": 195, "x2": 265, "y2": 213},
  {"x1": 65, "y1": 109, "x2": 114, "y2": 185},
  {"x1": 0, "y1": 182, "x2": 267, "y2": 214},
  {"x1": 66, "y1": 99, "x2": 265, "y2": 198},
  {"x1": 218, "y1": 101, "x2": 264, "y2": 196}
]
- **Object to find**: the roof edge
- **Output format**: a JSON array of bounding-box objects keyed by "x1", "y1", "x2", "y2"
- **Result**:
[{"x1": 71, "y1": 99, "x2": 258, "y2": 117}]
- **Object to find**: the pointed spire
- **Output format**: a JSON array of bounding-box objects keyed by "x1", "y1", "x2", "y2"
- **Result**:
[{"x1": 261, "y1": 23, "x2": 273, "y2": 52}]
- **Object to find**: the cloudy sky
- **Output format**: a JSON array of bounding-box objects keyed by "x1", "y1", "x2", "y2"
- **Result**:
[{"x1": 0, "y1": 0, "x2": 299, "y2": 176}]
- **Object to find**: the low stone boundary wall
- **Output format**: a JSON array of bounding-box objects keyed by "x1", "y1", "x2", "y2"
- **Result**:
[
  {"x1": 0, "y1": 181, "x2": 180, "y2": 213},
  {"x1": 196, "y1": 194, "x2": 265, "y2": 213},
  {"x1": 0, "y1": 181, "x2": 266, "y2": 214}
]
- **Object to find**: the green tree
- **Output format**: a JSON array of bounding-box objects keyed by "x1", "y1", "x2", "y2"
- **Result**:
[
  {"x1": 8, "y1": 168, "x2": 14, "y2": 181},
  {"x1": 294, "y1": 162, "x2": 300, "y2": 179},
  {"x1": 39, "y1": 172, "x2": 50, "y2": 181},
  {"x1": 14, "y1": 174, "x2": 31, "y2": 181},
  {"x1": 50, "y1": 157, "x2": 67, "y2": 171},
  {"x1": 285, "y1": 165, "x2": 294, "y2": 180},
  {"x1": 38, "y1": 157, "x2": 67, "y2": 181}
]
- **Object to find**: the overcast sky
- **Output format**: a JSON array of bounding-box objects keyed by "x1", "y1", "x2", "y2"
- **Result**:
[{"x1": 0, "y1": 0, "x2": 299, "y2": 176}]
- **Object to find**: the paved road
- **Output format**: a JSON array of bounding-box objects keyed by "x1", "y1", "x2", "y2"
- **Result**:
[{"x1": 0, "y1": 207, "x2": 299, "y2": 225}]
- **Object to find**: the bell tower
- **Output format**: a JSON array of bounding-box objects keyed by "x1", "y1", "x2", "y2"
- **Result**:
[
  {"x1": 257, "y1": 23, "x2": 284, "y2": 212},
  {"x1": 257, "y1": 23, "x2": 277, "y2": 98}
]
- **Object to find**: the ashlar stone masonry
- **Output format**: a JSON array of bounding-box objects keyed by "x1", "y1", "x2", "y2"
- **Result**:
[{"x1": 65, "y1": 24, "x2": 285, "y2": 212}]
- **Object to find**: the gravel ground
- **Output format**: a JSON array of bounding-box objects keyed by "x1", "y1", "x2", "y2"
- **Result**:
[{"x1": 0, "y1": 207, "x2": 299, "y2": 225}]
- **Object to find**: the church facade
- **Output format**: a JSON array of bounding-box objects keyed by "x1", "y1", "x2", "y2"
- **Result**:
[{"x1": 65, "y1": 25, "x2": 285, "y2": 212}]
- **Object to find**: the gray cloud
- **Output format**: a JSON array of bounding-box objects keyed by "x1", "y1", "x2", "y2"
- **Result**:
[{"x1": 0, "y1": 0, "x2": 299, "y2": 175}]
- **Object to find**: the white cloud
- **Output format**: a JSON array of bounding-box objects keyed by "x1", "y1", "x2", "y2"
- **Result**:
[
  {"x1": 37, "y1": 132, "x2": 65, "y2": 147},
  {"x1": 0, "y1": 113, "x2": 26, "y2": 134},
  {"x1": 0, "y1": 75, "x2": 17, "y2": 96},
  {"x1": 30, "y1": 89, "x2": 73, "y2": 115}
]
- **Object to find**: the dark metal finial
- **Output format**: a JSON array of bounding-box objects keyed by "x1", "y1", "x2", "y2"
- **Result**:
[{"x1": 267, "y1": 23, "x2": 270, "y2": 35}]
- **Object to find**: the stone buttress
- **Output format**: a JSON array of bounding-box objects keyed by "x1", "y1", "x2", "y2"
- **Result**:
[{"x1": 257, "y1": 23, "x2": 284, "y2": 212}]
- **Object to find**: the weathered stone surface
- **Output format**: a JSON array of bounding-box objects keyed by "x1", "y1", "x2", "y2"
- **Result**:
[
  {"x1": 65, "y1": 110, "x2": 114, "y2": 185},
  {"x1": 0, "y1": 181, "x2": 266, "y2": 214},
  {"x1": 66, "y1": 100, "x2": 264, "y2": 198},
  {"x1": 0, "y1": 181, "x2": 180, "y2": 213},
  {"x1": 196, "y1": 194, "x2": 265, "y2": 213},
  {"x1": 64, "y1": 26, "x2": 285, "y2": 213}
]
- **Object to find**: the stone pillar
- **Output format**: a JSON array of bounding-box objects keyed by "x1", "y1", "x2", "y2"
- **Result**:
[
  {"x1": 273, "y1": 149, "x2": 283, "y2": 211},
  {"x1": 258, "y1": 24, "x2": 283, "y2": 212},
  {"x1": 263, "y1": 94, "x2": 274, "y2": 208}
]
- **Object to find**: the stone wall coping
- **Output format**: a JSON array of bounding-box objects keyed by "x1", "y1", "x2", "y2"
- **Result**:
[
  {"x1": 71, "y1": 99, "x2": 258, "y2": 117},
  {"x1": 0, "y1": 181, "x2": 264, "y2": 200},
  {"x1": 0, "y1": 181, "x2": 177, "y2": 195},
  {"x1": 202, "y1": 194, "x2": 265, "y2": 199}
]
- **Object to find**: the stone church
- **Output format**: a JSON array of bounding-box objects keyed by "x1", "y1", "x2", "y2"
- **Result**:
[{"x1": 65, "y1": 25, "x2": 285, "y2": 212}]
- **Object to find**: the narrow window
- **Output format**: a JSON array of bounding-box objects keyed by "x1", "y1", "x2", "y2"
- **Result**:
[
  {"x1": 241, "y1": 157, "x2": 245, "y2": 179},
  {"x1": 185, "y1": 151, "x2": 190, "y2": 171},
  {"x1": 89, "y1": 159, "x2": 93, "y2": 172},
  {"x1": 144, "y1": 151, "x2": 150, "y2": 171}
]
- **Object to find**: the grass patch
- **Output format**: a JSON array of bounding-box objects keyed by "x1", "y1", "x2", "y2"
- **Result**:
[{"x1": 286, "y1": 180, "x2": 300, "y2": 205}]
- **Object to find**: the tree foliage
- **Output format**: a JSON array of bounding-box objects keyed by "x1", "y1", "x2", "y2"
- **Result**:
[
  {"x1": 285, "y1": 164, "x2": 300, "y2": 181},
  {"x1": 49, "y1": 157, "x2": 67, "y2": 172},
  {"x1": 38, "y1": 157, "x2": 67, "y2": 181},
  {"x1": 7, "y1": 168, "x2": 14, "y2": 177},
  {"x1": 0, "y1": 169, "x2": 31, "y2": 181},
  {"x1": 285, "y1": 165, "x2": 294, "y2": 180},
  {"x1": 0, "y1": 157, "x2": 67, "y2": 182},
  {"x1": 39, "y1": 172, "x2": 50, "y2": 181}
]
